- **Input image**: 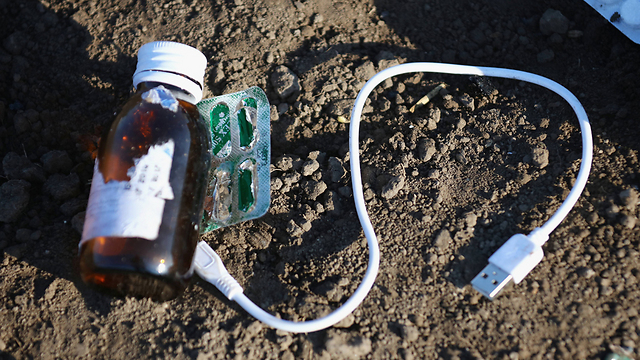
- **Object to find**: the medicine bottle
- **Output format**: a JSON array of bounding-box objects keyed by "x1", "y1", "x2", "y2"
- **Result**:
[{"x1": 78, "y1": 41, "x2": 212, "y2": 301}]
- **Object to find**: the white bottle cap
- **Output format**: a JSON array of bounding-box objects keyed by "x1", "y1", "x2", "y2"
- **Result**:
[{"x1": 133, "y1": 41, "x2": 207, "y2": 102}]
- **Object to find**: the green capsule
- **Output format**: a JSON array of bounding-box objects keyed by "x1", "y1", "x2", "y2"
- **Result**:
[
  {"x1": 238, "y1": 159, "x2": 256, "y2": 212},
  {"x1": 209, "y1": 103, "x2": 231, "y2": 158}
]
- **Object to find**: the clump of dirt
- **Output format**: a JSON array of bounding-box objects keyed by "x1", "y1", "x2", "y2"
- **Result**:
[{"x1": 1, "y1": 0, "x2": 639, "y2": 359}]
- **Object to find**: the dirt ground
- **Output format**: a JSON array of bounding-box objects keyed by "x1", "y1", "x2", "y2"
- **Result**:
[{"x1": 1, "y1": 0, "x2": 640, "y2": 359}]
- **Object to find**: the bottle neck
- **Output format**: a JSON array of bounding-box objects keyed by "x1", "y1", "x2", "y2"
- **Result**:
[{"x1": 137, "y1": 81, "x2": 197, "y2": 104}]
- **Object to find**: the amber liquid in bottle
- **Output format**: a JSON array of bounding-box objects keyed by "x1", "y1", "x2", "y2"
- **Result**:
[{"x1": 79, "y1": 82, "x2": 211, "y2": 301}]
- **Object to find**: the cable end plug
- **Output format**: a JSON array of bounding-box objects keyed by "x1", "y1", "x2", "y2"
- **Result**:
[
  {"x1": 471, "y1": 234, "x2": 544, "y2": 301},
  {"x1": 194, "y1": 241, "x2": 243, "y2": 300}
]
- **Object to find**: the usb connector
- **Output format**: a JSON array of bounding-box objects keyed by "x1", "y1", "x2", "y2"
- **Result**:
[
  {"x1": 471, "y1": 233, "x2": 545, "y2": 300},
  {"x1": 471, "y1": 263, "x2": 514, "y2": 300}
]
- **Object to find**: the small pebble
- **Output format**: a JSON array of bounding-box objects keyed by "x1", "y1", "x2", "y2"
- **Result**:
[
  {"x1": 380, "y1": 176, "x2": 405, "y2": 199},
  {"x1": 531, "y1": 147, "x2": 549, "y2": 168},
  {"x1": 301, "y1": 180, "x2": 327, "y2": 200},
  {"x1": 458, "y1": 93, "x2": 475, "y2": 111},
  {"x1": 606, "y1": 204, "x2": 620, "y2": 219},
  {"x1": 539, "y1": 9, "x2": 570, "y2": 35},
  {"x1": 427, "y1": 169, "x2": 440, "y2": 179},
  {"x1": 400, "y1": 324, "x2": 420, "y2": 343},
  {"x1": 270, "y1": 65, "x2": 300, "y2": 99},
  {"x1": 537, "y1": 49, "x2": 555, "y2": 63},
  {"x1": 619, "y1": 188, "x2": 638, "y2": 210},
  {"x1": 275, "y1": 156, "x2": 293, "y2": 171},
  {"x1": 301, "y1": 159, "x2": 320, "y2": 176},
  {"x1": 417, "y1": 138, "x2": 437, "y2": 162},
  {"x1": 620, "y1": 214, "x2": 636, "y2": 229},
  {"x1": 434, "y1": 230, "x2": 452, "y2": 250},
  {"x1": 578, "y1": 267, "x2": 596, "y2": 278}
]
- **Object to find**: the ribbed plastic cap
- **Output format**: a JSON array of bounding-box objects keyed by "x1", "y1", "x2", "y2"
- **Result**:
[{"x1": 133, "y1": 41, "x2": 207, "y2": 102}]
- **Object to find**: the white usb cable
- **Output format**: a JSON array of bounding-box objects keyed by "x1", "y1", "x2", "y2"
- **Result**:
[{"x1": 195, "y1": 62, "x2": 593, "y2": 332}]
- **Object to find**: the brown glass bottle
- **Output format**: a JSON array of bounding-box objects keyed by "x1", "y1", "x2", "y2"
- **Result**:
[{"x1": 78, "y1": 82, "x2": 211, "y2": 301}]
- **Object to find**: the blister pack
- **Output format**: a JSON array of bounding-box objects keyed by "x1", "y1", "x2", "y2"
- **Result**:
[{"x1": 197, "y1": 87, "x2": 271, "y2": 232}]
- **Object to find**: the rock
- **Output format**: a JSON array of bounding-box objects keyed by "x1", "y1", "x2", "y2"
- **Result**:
[
  {"x1": 464, "y1": 212, "x2": 478, "y2": 227},
  {"x1": 417, "y1": 138, "x2": 437, "y2": 161},
  {"x1": 381, "y1": 176, "x2": 405, "y2": 199},
  {"x1": 270, "y1": 65, "x2": 300, "y2": 100},
  {"x1": 70, "y1": 9, "x2": 90, "y2": 28},
  {"x1": 539, "y1": 9, "x2": 570, "y2": 35},
  {"x1": 30, "y1": 230, "x2": 41, "y2": 241},
  {"x1": 3, "y1": 152, "x2": 45, "y2": 183},
  {"x1": 312, "y1": 13, "x2": 324, "y2": 25},
  {"x1": 619, "y1": 188, "x2": 639, "y2": 210},
  {"x1": 531, "y1": 147, "x2": 549, "y2": 168},
  {"x1": 280, "y1": 350, "x2": 294, "y2": 360},
  {"x1": 354, "y1": 60, "x2": 376, "y2": 82},
  {"x1": 301, "y1": 159, "x2": 319, "y2": 176},
  {"x1": 301, "y1": 180, "x2": 327, "y2": 200},
  {"x1": 442, "y1": 94, "x2": 459, "y2": 111},
  {"x1": 587, "y1": 212, "x2": 599, "y2": 225},
  {"x1": 286, "y1": 220, "x2": 305, "y2": 237},
  {"x1": 334, "y1": 314, "x2": 355, "y2": 328},
  {"x1": 325, "y1": 331, "x2": 372, "y2": 359},
  {"x1": 271, "y1": 177, "x2": 283, "y2": 191},
  {"x1": 388, "y1": 132, "x2": 405, "y2": 151},
  {"x1": 281, "y1": 171, "x2": 301, "y2": 189},
  {"x1": 620, "y1": 214, "x2": 637, "y2": 229},
  {"x1": 41, "y1": 150, "x2": 73, "y2": 174},
  {"x1": 327, "y1": 98, "x2": 355, "y2": 117},
  {"x1": 434, "y1": 230, "x2": 452, "y2": 250},
  {"x1": 0, "y1": 180, "x2": 30, "y2": 222},
  {"x1": 605, "y1": 204, "x2": 620, "y2": 219},
  {"x1": 428, "y1": 107, "x2": 441, "y2": 123},
  {"x1": 327, "y1": 157, "x2": 345, "y2": 183},
  {"x1": 548, "y1": 33, "x2": 563, "y2": 44},
  {"x1": 44, "y1": 173, "x2": 80, "y2": 201},
  {"x1": 324, "y1": 190, "x2": 342, "y2": 216},
  {"x1": 247, "y1": 230, "x2": 272, "y2": 249},
  {"x1": 60, "y1": 198, "x2": 86, "y2": 216},
  {"x1": 375, "y1": 50, "x2": 399, "y2": 70},
  {"x1": 537, "y1": 49, "x2": 555, "y2": 63},
  {"x1": 277, "y1": 102, "x2": 288, "y2": 115},
  {"x1": 400, "y1": 324, "x2": 420, "y2": 343},
  {"x1": 275, "y1": 156, "x2": 293, "y2": 171},
  {"x1": 459, "y1": 93, "x2": 475, "y2": 111},
  {"x1": 578, "y1": 267, "x2": 596, "y2": 279},
  {"x1": 567, "y1": 29, "x2": 583, "y2": 38}
]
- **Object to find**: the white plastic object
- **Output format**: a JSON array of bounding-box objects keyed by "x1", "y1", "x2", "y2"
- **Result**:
[
  {"x1": 584, "y1": 0, "x2": 640, "y2": 44},
  {"x1": 133, "y1": 41, "x2": 207, "y2": 102},
  {"x1": 488, "y1": 234, "x2": 544, "y2": 284},
  {"x1": 195, "y1": 62, "x2": 592, "y2": 332},
  {"x1": 194, "y1": 242, "x2": 243, "y2": 300}
]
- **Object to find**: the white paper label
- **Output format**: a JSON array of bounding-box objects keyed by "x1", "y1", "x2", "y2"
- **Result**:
[{"x1": 80, "y1": 140, "x2": 175, "y2": 244}]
